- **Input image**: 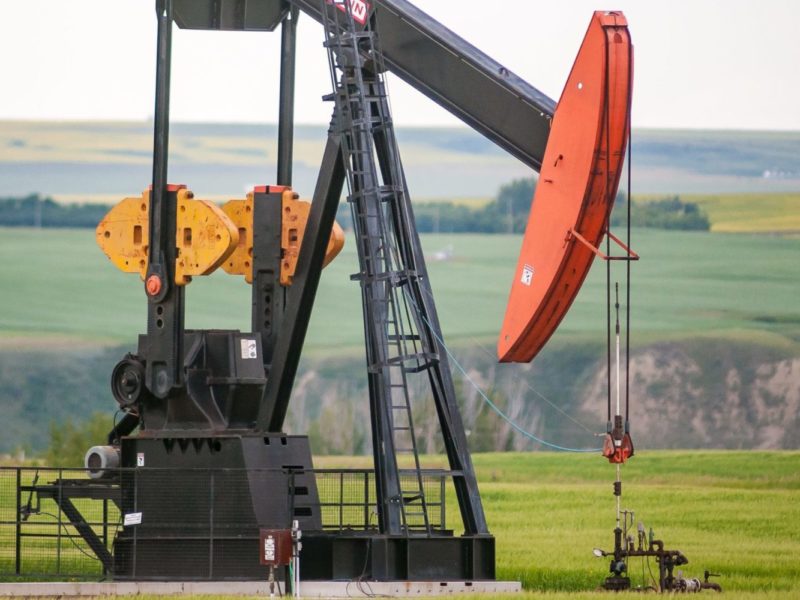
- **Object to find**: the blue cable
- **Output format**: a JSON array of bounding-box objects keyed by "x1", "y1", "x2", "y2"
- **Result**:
[{"x1": 404, "y1": 290, "x2": 602, "y2": 453}]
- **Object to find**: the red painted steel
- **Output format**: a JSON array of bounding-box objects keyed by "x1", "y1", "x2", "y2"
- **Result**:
[{"x1": 498, "y1": 11, "x2": 632, "y2": 362}]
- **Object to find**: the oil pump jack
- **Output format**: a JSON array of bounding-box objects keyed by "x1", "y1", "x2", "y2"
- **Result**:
[{"x1": 84, "y1": 0, "x2": 633, "y2": 582}]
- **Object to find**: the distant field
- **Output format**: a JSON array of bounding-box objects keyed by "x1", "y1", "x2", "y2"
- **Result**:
[
  {"x1": 685, "y1": 192, "x2": 800, "y2": 233},
  {"x1": 635, "y1": 192, "x2": 800, "y2": 234},
  {"x1": 0, "y1": 227, "x2": 798, "y2": 355},
  {"x1": 2, "y1": 121, "x2": 799, "y2": 201}
]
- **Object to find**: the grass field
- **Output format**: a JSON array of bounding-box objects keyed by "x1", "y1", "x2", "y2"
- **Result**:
[
  {"x1": 684, "y1": 193, "x2": 800, "y2": 233},
  {"x1": 2, "y1": 451, "x2": 798, "y2": 598},
  {"x1": 634, "y1": 192, "x2": 800, "y2": 234},
  {"x1": 2, "y1": 122, "x2": 799, "y2": 204},
  {"x1": 1, "y1": 227, "x2": 798, "y2": 355}
]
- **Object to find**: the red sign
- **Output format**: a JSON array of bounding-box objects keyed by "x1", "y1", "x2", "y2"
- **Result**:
[
  {"x1": 326, "y1": 0, "x2": 371, "y2": 25},
  {"x1": 259, "y1": 529, "x2": 293, "y2": 566}
]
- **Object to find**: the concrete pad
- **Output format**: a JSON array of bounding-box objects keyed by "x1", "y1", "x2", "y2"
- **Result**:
[{"x1": 0, "y1": 580, "x2": 521, "y2": 597}]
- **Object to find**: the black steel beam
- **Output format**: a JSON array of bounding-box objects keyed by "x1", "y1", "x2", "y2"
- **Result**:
[
  {"x1": 174, "y1": 0, "x2": 287, "y2": 31},
  {"x1": 290, "y1": 0, "x2": 555, "y2": 170},
  {"x1": 54, "y1": 497, "x2": 114, "y2": 571},
  {"x1": 259, "y1": 130, "x2": 346, "y2": 432},
  {"x1": 173, "y1": 0, "x2": 555, "y2": 171},
  {"x1": 276, "y1": 7, "x2": 299, "y2": 186},
  {"x1": 370, "y1": 99, "x2": 488, "y2": 536},
  {"x1": 251, "y1": 189, "x2": 286, "y2": 368},
  {"x1": 145, "y1": 0, "x2": 185, "y2": 399},
  {"x1": 107, "y1": 412, "x2": 141, "y2": 445},
  {"x1": 369, "y1": 0, "x2": 555, "y2": 171}
]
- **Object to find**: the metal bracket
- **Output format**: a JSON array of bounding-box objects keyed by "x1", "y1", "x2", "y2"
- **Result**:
[{"x1": 569, "y1": 228, "x2": 639, "y2": 261}]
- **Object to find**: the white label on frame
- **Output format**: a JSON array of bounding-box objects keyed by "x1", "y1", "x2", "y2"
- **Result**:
[
  {"x1": 241, "y1": 339, "x2": 258, "y2": 359},
  {"x1": 521, "y1": 264, "x2": 535, "y2": 286},
  {"x1": 124, "y1": 512, "x2": 143, "y2": 526}
]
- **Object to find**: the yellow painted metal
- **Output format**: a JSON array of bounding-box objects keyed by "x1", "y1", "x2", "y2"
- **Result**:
[
  {"x1": 221, "y1": 188, "x2": 345, "y2": 286},
  {"x1": 221, "y1": 193, "x2": 256, "y2": 283},
  {"x1": 280, "y1": 190, "x2": 345, "y2": 286},
  {"x1": 96, "y1": 189, "x2": 239, "y2": 285},
  {"x1": 96, "y1": 192, "x2": 151, "y2": 279},
  {"x1": 175, "y1": 189, "x2": 240, "y2": 285}
]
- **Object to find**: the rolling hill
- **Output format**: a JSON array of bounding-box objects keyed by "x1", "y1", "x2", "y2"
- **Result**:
[{"x1": 1, "y1": 121, "x2": 798, "y2": 202}]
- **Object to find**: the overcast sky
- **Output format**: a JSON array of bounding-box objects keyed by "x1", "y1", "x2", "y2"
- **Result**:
[{"x1": 1, "y1": 0, "x2": 797, "y2": 130}]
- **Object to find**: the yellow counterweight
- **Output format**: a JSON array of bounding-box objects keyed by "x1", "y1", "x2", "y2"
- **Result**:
[{"x1": 97, "y1": 187, "x2": 344, "y2": 287}]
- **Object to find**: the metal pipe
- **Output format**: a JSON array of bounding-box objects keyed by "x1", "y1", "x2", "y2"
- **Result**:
[
  {"x1": 625, "y1": 39, "x2": 633, "y2": 424},
  {"x1": 277, "y1": 8, "x2": 299, "y2": 186}
]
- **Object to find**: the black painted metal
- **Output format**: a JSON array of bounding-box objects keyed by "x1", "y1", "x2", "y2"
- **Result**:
[
  {"x1": 319, "y1": 3, "x2": 488, "y2": 537},
  {"x1": 173, "y1": 0, "x2": 287, "y2": 31},
  {"x1": 370, "y1": 106, "x2": 488, "y2": 537},
  {"x1": 260, "y1": 132, "x2": 346, "y2": 431},
  {"x1": 368, "y1": 0, "x2": 554, "y2": 170},
  {"x1": 85, "y1": 0, "x2": 508, "y2": 582},
  {"x1": 54, "y1": 497, "x2": 115, "y2": 571},
  {"x1": 7, "y1": 466, "x2": 499, "y2": 581},
  {"x1": 139, "y1": 330, "x2": 267, "y2": 431},
  {"x1": 145, "y1": 1, "x2": 185, "y2": 399},
  {"x1": 251, "y1": 190, "x2": 286, "y2": 371},
  {"x1": 321, "y1": 5, "x2": 412, "y2": 535},
  {"x1": 300, "y1": 533, "x2": 495, "y2": 581},
  {"x1": 113, "y1": 436, "x2": 319, "y2": 579},
  {"x1": 30, "y1": 479, "x2": 120, "y2": 571},
  {"x1": 14, "y1": 469, "x2": 20, "y2": 575},
  {"x1": 172, "y1": 0, "x2": 555, "y2": 170},
  {"x1": 277, "y1": 8, "x2": 299, "y2": 187},
  {"x1": 107, "y1": 412, "x2": 140, "y2": 445}
]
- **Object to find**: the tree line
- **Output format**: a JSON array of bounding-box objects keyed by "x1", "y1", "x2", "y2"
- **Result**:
[
  {"x1": 337, "y1": 180, "x2": 710, "y2": 232},
  {"x1": 0, "y1": 194, "x2": 108, "y2": 228},
  {"x1": 1, "y1": 183, "x2": 710, "y2": 232}
]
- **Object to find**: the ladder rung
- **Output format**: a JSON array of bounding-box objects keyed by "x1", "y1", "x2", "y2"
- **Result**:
[
  {"x1": 350, "y1": 271, "x2": 403, "y2": 284},
  {"x1": 386, "y1": 352, "x2": 437, "y2": 367},
  {"x1": 403, "y1": 363, "x2": 434, "y2": 374}
]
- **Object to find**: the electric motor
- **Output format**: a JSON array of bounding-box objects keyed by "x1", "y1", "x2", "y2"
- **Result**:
[{"x1": 85, "y1": 445, "x2": 121, "y2": 479}]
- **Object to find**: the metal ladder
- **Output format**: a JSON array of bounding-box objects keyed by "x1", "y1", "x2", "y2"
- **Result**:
[{"x1": 320, "y1": 0, "x2": 433, "y2": 535}]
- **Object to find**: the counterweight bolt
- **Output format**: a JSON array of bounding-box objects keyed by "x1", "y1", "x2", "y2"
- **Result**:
[{"x1": 146, "y1": 275, "x2": 162, "y2": 296}]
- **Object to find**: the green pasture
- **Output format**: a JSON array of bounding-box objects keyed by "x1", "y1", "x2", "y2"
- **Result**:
[
  {"x1": 1, "y1": 452, "x2": 798, "y2": 598},
  {"x1": 635, "y1": 192, "x2": 800, "y2": 234},
  {"x1": 319, "y1": 451, "x2": 800, "y2": 594},
  {"x1": 684, "y1": 192, "x2": 800, "y2": 233},
  {"x1": 0, "y1": 227, "x2": 798, "y2": 355}
]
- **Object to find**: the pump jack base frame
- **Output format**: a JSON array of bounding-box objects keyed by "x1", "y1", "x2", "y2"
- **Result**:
[
  {"x1": 300, "y1": 533, "x2": 495, "y2": 581},
  {"x1": 0, "y1": 580, "x2": 521, "y2": 597},
  {"x1": 81, "y1": 434, "x2": 494, "y2": 582}
]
